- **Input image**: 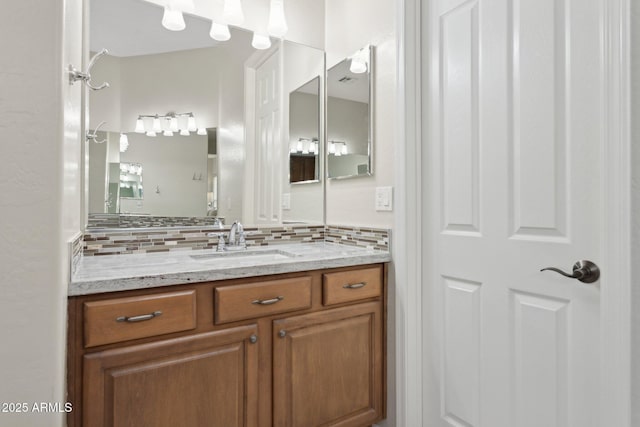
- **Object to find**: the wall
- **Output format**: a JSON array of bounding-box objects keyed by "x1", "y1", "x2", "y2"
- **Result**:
[
  {"x1": 631, "y1": 1, "x2": 640, "y2": 423},
  {"x1": 324, "y1": 0, "x2": 396, "y2": 229},
  {"x1": 0, "y1": 0, "x2": 83, "y2": 425}
]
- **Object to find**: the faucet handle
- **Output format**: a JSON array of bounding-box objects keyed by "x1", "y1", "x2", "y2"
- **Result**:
[{"x1": 216, "y1": 233, "x2": 226, "y2": 252}]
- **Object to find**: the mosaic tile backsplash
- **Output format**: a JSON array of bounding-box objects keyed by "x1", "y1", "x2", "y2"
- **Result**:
[
  {"x1": 87, "y1": 214, "x2": 225, "y2": 229},
  {"x1": 82, "y1": 224, "x2": 390, "y2": 256}
]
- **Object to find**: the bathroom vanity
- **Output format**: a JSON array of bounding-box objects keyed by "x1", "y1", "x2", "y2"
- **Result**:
[{"x1": 67, "y1": 244, "x2": 388, "y2": 427}]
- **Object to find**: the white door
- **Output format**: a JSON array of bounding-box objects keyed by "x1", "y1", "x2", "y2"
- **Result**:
[
  {"x1": 427, "y1": 0, "x2": 604, "y2": 425},
  {"x1": 254, "y1": 51, "x2": 281, "y2": 224}
]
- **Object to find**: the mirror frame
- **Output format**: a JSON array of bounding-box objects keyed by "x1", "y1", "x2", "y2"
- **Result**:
[{"x1": 326, "y1": 44, "x2": 374, "y2": 181}]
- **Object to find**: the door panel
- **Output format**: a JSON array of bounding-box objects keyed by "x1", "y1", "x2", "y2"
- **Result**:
[
  {"x1": 273, "y1": 302, "x2": 383, "y2": 427},
  {"x1": 255, "y1": 51, "x2": 281, "y2": 224},
  {"x1": 430, "y1": 0, "x2": 603, "y2": 425},
  {"x1": 83, "y1": 326, "x2": 258, "y2": 427}
]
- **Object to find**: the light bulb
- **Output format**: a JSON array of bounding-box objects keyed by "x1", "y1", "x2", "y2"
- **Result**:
[
  {"x1": 169, "y1": 117, "x2": 179, "y2": 132},
  {"x1": 152, "y1": 117, "x2": 162, "y2": 133},
  {"x1": 341, "y1": 143, "x2": 348, "y2": 155},
  {"x1": 134, "y1": 118, "x2": 145, "y2": 133},
  {"x1": 169, "y1": 0, "x2": 195, "y2": 13},
  {"x1": 119, "y1": 134, "x2": 129, "y2": 153},
  {"x1": 163, "y1": 130, "x2": 174, "y2": 136},
  {"x1": 197, "y1": 128, "x2": 207, "y2": 136},
  {"x1": 329, "y1": 142, "x2": 336, "y2": 154},
  {"x1": 210, "y1": 22, "x2": 230, "y2": 41},
  {"x1": 311, "y1": 142, "x2": 318, "y2": 154},
  {"x1": 146, "y1": 131, "x2": 157, "y2": 137},
  {"x1": 252, "y1": 33, "x2": 271, "y2": 50},
  {"x1": 302, "y1": 142, "x2": 309, "y2": 155},
  {"x1": 267, "y1": 0, "x2": 288, "y2": 38},
  {"x1": 162, "y1": 6, "x2": 185, "y2": 31},
  {"x1": 187, "y1": 116, "x2": 197, "y2": 132},
  {"x1": 350, "y1": 56, "x2": 367, "y2": 74},
  {"x1": 335, "y1": 148, "x2": 342, "y2": 156},
  {"x1": 180, "y1": 129, "x2": 190, "y2": 136},
  {"x1": 222, "y1": 0, "x2": 244, "y2": 26}
]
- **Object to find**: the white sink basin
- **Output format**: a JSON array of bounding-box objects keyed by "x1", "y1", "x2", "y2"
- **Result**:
[{"x1": 190, "y1": 249, "x2": 296, "y2": 264}]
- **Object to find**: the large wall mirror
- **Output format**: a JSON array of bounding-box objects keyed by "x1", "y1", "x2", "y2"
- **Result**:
[
  {"x1": 288, "y1": 76, "x2": 320, "y2": 184},
  {"x1": 326, "y1": 45, "x2": 373, "y2": 179},
  {"x1": 86, "y1": 0, "x2": 325, "y2": 228}
]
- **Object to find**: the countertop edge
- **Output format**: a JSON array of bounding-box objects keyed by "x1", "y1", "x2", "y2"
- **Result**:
[{"x1": 69, "y1": 253, "x2": 392, "y2": 296}]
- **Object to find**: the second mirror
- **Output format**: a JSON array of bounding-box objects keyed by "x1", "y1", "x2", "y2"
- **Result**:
[{"x1": 326, "y1": 45, "x2": 373, "y2": 179}]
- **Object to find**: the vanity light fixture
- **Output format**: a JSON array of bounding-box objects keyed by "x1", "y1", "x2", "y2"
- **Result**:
[
  {"x1": 267, "y1": 0, "x2": 288, "y2": 37},
  {"x1": 210, "y1": 22, "x2": 231, "y2": 41},
  {"x1": 134, "y1": 112, "x2": 203, "y2": 137},
  {"x1": 252, "y1": 33, "x2": 272, "y2": 50},
  {"x1": 162, "y1": 5, "x2": 186, "y2": 31},
  {"x1": 291, "y1": 137, "x2": 318, "y2": 155},
  {"x1": 329, "y1": 140, "x2": 347, "y2": 156},
  {"x1": 349, "y1": 46, "x2": 369, "y2": 74},
  {"x1": 223, "y1": 0, "x2": 245, "y2": 26}
]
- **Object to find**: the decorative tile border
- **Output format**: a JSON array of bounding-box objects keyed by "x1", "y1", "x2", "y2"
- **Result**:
[
  {"x1": 70, "y1": 232, "x2": 83, "y2": 276},
  {"x1": 82, "y1": 225, "x2": 325, "y2": 256},
  {"x1": 324, "y1": 225, "x2": 390, "y2": 252},
  {"x1": 87, "y1": 214, "x2": 225, "y2": 229},
  {"x1": 81, "y1": 224, "x2": 390, "y2": 256}
]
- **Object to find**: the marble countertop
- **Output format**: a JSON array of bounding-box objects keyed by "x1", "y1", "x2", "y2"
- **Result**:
[{"x1": 70, "y1": 242, "x2": 391, "y2": 296}]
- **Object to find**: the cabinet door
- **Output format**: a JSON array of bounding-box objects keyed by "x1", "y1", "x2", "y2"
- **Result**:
[
  {"x1": 83, "y1": 325, "x2": 259, "y2": 427},
  {"x1": 273, "y1": 302, "x2": 383, "y2": 427}
]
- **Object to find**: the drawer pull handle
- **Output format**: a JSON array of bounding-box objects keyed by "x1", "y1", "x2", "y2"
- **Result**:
[
  {"x1": 116, "y1": 311, "x2": 162, "y2": 323},
  {"x1": 252, "y1": 296, "x2": 284, "y2": 305},
  {"x1": 343, "y1": 282, "x2": 367, "y2": 289}
]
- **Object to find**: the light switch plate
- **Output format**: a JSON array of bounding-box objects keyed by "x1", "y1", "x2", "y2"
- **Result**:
[
  {"x1": 375, "y1": 186, "x2": 393, "y2": 211},
  {"x1": 282, "y1": 193, "x2": 291, "y2": 210}
]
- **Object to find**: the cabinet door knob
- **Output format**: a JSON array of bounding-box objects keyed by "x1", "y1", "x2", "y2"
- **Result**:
[
  {"x1": 278, "y1": 330, "x2": 287, "y2": 338},
  {"x1": 249, "y1": 335, "x2": 258, "y2": 344}
]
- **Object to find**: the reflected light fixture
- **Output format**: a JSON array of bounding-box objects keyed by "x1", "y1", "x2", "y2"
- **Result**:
[
  {"x1": 134, "y1": 112, "x2": 203, "y2": 137},
  {"x1": 252, "y1": 33, "x2": 271, "y2": 50},
  {"x1": 119, "y1": 133, "x2": 129, "y2": 152},
  {"x1": 210, "y1": 22, "x2": 231, "y2": 41},
  {"x1": 268, "y1": 0, "x2": 288, "y2": 38},
  {"x1": 349, "y1": 47, "x2": 369, "y2": 74},
  {"x1": 223, "y1": 0, "x2": 245, "y2": 26},
  {"x1": 162, "y1": 6, "x2": 186, "y2": 31},
  {"x1": 329, "y1": 140, "x2": 347, "y2": 156}
]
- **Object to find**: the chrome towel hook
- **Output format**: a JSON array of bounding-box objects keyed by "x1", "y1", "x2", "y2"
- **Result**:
[
  {"x1": 68, "y1": 49, "x2": 110, "y2": 91},
  {"x1": 86, "y1": 121, "x2": 107, "y2": 143}
]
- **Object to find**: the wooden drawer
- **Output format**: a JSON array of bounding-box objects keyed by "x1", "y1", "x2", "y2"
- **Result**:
[
  {"x1": 323, "y1": 266, "x2": 383, "y2": 306},
  {"x1": 83, "y1": 290, "x2": 196, "y2": 348},
  {"x1": 215, "y1": 277, "x2": 312, "y2": 324}
]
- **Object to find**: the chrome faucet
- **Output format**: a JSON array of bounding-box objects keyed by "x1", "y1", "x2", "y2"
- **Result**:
[{"x1": 226, "y1": 221, "x2": 246, "y2": 251}]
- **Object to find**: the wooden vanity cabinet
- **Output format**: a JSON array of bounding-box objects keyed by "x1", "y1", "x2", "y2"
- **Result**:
[{"x1": 67, "y1": 264, "x2": 387, "y2": 427}]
